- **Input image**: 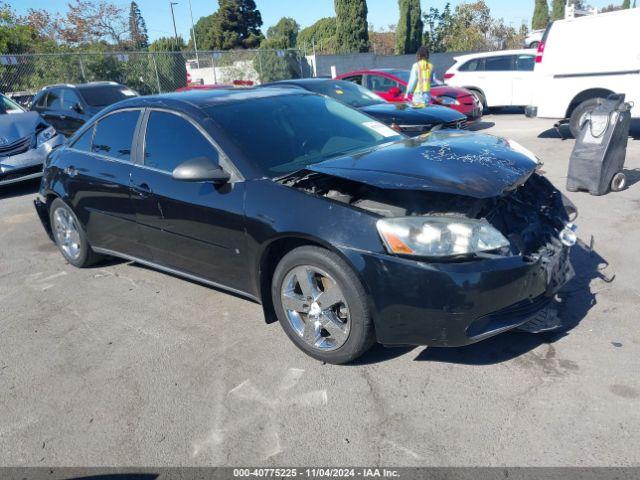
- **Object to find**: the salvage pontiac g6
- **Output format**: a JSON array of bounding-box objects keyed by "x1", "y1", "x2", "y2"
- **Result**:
[{"x1": 34, "y1": 89, "x2": 576, "y2": 364}]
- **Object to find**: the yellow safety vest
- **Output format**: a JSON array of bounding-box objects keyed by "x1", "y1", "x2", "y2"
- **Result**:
[{"x1": 415, "y1": 60, "x2": 433, "y2": 95}]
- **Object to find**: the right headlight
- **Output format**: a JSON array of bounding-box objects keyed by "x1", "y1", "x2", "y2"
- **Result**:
[{"x1": 376, "y1": 216, "x2": 510, "y2": 257}]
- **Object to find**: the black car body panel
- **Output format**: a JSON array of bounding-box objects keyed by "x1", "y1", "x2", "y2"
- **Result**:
[
  {"x1": 307, "y1": 131, "x2": 536, "y2": 198},
  {"x1": 36, "y1": 88, "x2": 575, "y2": 348}
]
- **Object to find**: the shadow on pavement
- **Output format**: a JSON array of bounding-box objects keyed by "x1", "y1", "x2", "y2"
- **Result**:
[
  {"x1": 412, "y1": 239, "x2": 609, "y2": 365},
  {"x1": 622, "y1": 168, "x2": 640, "y2": 189},
  {"x1": 468, "y1": 121, "x2": 495, "y2": 132},
  {"x1": 0, "y1": 178, "x2": 40, "y2": 199}
]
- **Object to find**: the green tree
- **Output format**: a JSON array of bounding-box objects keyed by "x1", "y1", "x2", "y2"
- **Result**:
[
  {"x1": 551, "y1": 0, "x2": 566, "y2": 19},
  {"x1": 423, "y1": 3, "x2": 453, "y2": 53},
  {"x1": 622, "y1": 0, "x2": 631, "y2": 7},
  {"x1": 334, "y1": 0, "x2": 369, "y2": 53},
  {"x1": 128, "y1": 1, "x2": 148, "y2": 49},
  {"x1": 532, "y1": 0, "x2": 550, "y2": 30},
  {"x1": 396, "y1": 0, "x2": 423, "y2": 54},
  {"x1": 0, "y1": 4, "x2": 32, "y2": 53},
  {"x1": 445, "y1": 1, "x2": 492, "y2": 51},
  {"x1": 149, "y1": 36, "x2": 187, "y2": 92},
  {"x1": 297, "y1": 17, "x2": 337, "y2": 53},
  {"x1": 196, "y1": 0, "x2": 264, "y2": 50},
  {"x1": 263, "y1": 17, "x2": 299, "y2": 49}
]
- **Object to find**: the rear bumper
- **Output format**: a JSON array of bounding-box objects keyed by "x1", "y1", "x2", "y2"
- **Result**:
[
  {"x1": 34, "y1": 196, "x2": 53, "y2": 240},
  {"x1": 339, "y1": 245, "x2": 573, "y2": 347}
]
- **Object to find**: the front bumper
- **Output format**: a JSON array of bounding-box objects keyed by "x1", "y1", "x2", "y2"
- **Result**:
[
  {"x1": 0, "y1": 135, "x2": 64, "y2": 186},
  {"x1": 340, "y1": 245, "x2": 573, "y2": 347}
]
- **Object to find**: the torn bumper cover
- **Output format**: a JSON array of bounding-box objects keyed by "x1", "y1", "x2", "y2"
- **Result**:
[{"x1": 340, "y1": 242, "x2": 574, "y2": 347}]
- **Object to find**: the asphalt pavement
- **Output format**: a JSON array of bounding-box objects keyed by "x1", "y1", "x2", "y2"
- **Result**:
[{"x1": 1, "y1": 113, "x2": 639, "y2": 466}]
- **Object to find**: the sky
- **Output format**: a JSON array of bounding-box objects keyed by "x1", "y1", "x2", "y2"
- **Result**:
[{"x1": 14, "y1": 0, "x2": 620, "y2": 42}]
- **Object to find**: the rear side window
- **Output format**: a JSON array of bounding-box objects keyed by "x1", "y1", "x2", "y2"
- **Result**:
[
  {"x1": 71, "y1": 126, "x2": 94, "y2": 152},
  {"x1": 484, "y1": 56, "x2": 514, "y2": 71},
  {"x1": 143, "y1": 111, "x2": 219, "y2": 173},
  {"x1": 45, "y1": 89, "x2": 62, "y2": 108},
  {"x1": 91, "y1": 110, "x2": 140, "y2": 161},
  {"x1": 341, "y1": 75, "x2": 363, "y2": 85},
  {"x1": 516, "y1": 55, "x2": 535, "y2": 71},
  {"x1": 459, "y1": 59, "x2": 482, "y2": 72},
  {"x1": 367, "y1": 75, "x2": 399, "y2": 92}
]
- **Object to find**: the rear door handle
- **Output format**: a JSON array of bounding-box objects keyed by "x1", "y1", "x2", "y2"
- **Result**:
[
  {"x1": 64, "y1": 166, "x2": 77, "y2": 177},
  {"x1": 132, "y1": 182, "x2": 152, "y2": 198}
]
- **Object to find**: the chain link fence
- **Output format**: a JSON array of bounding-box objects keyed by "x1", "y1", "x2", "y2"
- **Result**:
[{"x1": 0, "y1": 49, "x2": 312, "y2": 106}]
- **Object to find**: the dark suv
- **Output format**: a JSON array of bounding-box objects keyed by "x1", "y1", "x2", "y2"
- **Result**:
[{"x1": 30, "y1": 82, "x2": 138, "y2": 136}]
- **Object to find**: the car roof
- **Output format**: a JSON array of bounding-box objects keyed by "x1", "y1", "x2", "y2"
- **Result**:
[
  {"x1": 41, "y1": 81, "x2": 124, "y2": 91},
  {"x1": 104, "y1": 87, "x2": 308, "y2": 113},
  {"x1": 453, "y1": 49, "x2": 536, "y2": 62}
]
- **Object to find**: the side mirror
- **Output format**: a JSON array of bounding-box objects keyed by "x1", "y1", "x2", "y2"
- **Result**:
[
  {"x1": 172, "y1": 156, "x2": 231, "y2": 184},
  {"x1": 73, "y1": 103, "x2": 84, "y2": 114},
  {"x1": 388, "y1": 86, "x2": 402, "y2": 97}
]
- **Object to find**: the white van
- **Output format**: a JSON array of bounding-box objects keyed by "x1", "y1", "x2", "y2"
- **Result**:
[
  {"x1": 526, "y1": 8, "x2": 640, "y2": 137},
  {"x1": 444, "y1": 49, "x2": 537, "y2": 110}
]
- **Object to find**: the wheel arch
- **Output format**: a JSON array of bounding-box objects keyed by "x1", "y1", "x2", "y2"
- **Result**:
[
  {"x1": 566, "y1": 88, "x2": 615, "y2": 118},
  {"x1": 464, "y1": 87, "x2": 486, "y2": 105},
  {"x1": 256, "y1": 234, "x2": 369, "y2": 325}
]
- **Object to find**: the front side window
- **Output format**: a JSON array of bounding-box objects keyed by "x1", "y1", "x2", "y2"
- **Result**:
[
  {"x1": 516, "y1": 55, "x2": 535, "y2": 71},
  {"x1": 61, "y1": 89, "x2": 82, "y2": 110},
  {"x1": 91, "y1": 110, "x2": 140, "y2": 160},
  {"x1": 484, "y1": 56, "x2": 514, "y2": 72},
  {"x1": 144, "y1": 111, "x2": 220, "y2": 173},
  {"x1": 206, "y1": 94, "x2": 402, "y2": 177}
]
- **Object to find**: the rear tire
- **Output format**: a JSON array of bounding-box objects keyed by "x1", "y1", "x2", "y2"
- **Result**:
[
  {"x1": 49, "y1": 198, "x2": 102, "y2": 268},
  {"x1": 569, "y1": 98, "x2": 603, "y2": 139},
  {"x1": 529, "y1": 41, "x2": 540, "y2": 49},
  {"x1": 271, "y1": 246, "x2": 375, "y2": 364}
]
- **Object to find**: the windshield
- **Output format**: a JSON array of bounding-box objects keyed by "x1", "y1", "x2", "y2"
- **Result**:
[
  {"x1": 207, "y1": 94, "x2": 402, "y2": 177},
  {"x1": 305, "y1": 81, "x2": 384, "y2": 108},
  {"x1": 0, "y1": 94, "x2": 26, "y2": 114},
  {"x1": 78, "y1": 85, "x2": 138, "y2": 107}
]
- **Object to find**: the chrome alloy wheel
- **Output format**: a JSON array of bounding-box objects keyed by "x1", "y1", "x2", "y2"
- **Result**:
[
  {"x1": 52, "y1": 207, "x2": 82, "y2": 260},
  {"x1": 281, "y1": 266, "x2": 350, "y2": 351}
]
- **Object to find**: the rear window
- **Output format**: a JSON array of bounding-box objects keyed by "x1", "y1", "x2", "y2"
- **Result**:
[
  {"x1": 91, "y1": 110, "x2": 140, "y2": 160},
  {"x1": 78, "y1": 85, "x2": 138, "y2": 107},
  {"x1": 459, "y1": 59, "x2": 482, "y2": 72},
  {"x1": 206, "y1": 94, "x2": 402, "y2": 177}
]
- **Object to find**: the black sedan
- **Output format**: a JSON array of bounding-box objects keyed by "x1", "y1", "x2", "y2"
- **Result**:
[
  {"x1": 35, "y1": 88, "x2": 577, "y2": 364},
  {"x1": 264, "y1": 78, "x2": 468, "y2": 135},
  {"x1": 30, "y1": 82, "x2": 138, "y2": 137}
]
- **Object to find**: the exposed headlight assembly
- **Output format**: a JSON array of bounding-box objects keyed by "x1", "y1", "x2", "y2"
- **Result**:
[
  {"x1": 37, "y1": 126, "x2": 57, "y2": 146},
  {"x1": 433, "y1": 96, "x2": 459, "y2": 106},
  {"x1": 377, "y1": 216, "x2": 510, "y2": 257}
]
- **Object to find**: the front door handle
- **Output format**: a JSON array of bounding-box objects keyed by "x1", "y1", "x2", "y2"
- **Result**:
[
  {"x1": 64, "y1": 165, "x2": 77, "y2": 177},
  {"x1": 132, "y1": 182, "x2": 152, "y2": 198}
]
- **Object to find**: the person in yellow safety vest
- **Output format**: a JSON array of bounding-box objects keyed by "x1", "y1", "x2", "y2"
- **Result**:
[{"x1": 405, "y1": 46, "x2": 433, "y2": 107}]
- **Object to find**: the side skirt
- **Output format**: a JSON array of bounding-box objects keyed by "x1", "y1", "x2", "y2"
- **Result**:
[{"x1": 92, "y1": 247, "x2": 260, "y2": 303}]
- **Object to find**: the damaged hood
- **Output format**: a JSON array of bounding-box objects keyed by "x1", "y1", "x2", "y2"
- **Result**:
[
  {"x1": 308, "y1": 131, "x2": 538, "y2": 199},
  {"x1": 0, "y1": 111, "x2": 43, "y2": 142}
]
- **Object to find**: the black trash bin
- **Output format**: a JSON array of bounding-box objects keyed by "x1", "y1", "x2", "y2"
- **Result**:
[{"x1": 567, "y1": 94, "x2": 631, "y2": 196}]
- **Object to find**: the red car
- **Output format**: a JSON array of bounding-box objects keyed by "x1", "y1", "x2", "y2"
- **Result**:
[{"x1": 336, "y1": 69, "x2": 482, "y2": 120}]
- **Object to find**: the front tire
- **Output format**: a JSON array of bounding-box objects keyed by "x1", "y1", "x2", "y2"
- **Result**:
[
  {"x1": 271, "y1": 246, "x2": 375, "y2": 364},
  {"x1": 49, "y1": 198, "x2": 102, "y2": 268}
]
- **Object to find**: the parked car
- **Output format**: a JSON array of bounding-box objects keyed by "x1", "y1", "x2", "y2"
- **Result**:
[
  {"x1": 526, "y1": 8, "x2": 640, "y2": 137},
  {"x1": 444, "y1": 49, "x2": 537, "y2": 110},
  {"x1": 525, "y1": 29, "x2": 544, "y2": 49},
  {"x1": 0, "y1": 93, "x2": 64, "y2": 187},
  {"x1": 35, "y1": 88, "x2": 577, "y2": 364},
  {"x1": 264, "y1": 78, "x2": 468, "y2": 135},
  {"x1": 176, "y1": 80, "x2": 254, "y2": 92},
  {"x1": 30, "y1": 82, "x2": 138, "y2": 137},
  {"x1": 336, "y1": 69, "x2": 483, "y2": 120}
]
